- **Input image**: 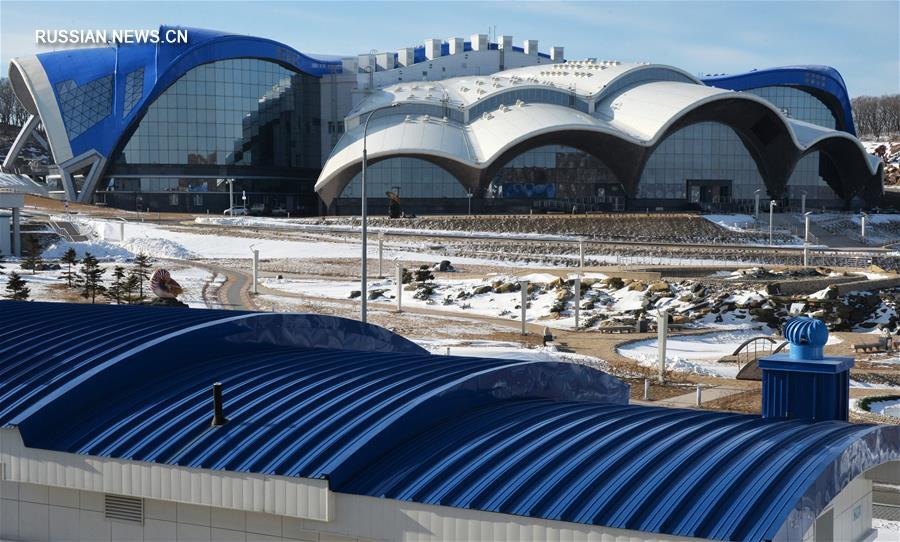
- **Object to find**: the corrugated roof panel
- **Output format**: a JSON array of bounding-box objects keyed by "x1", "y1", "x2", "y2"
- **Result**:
[{"x1": 2, "y1": 301, "x2": 897, "y2": 542}]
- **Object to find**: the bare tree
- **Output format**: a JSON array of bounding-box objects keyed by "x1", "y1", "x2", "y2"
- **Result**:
[{"x1": 852, "y1": 94, "x2": 900, "y2": 138}]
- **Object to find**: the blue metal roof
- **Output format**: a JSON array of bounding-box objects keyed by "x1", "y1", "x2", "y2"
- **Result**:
[
  {"x1": 1, "y1": 301, "x2": 897, "y2": 542},
  {"x1": 701, "y1": 65, "x2": 857, "y2": 136},
  {"x1": 33, "y1": 25, "x2": 342, "y2": 159},
  {"x1": 0, "y1": 301, "x2": 424, "y2": 427}
]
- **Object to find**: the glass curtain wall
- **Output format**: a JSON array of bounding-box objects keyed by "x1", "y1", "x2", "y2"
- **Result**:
[{"x1": 112, "y1": 58, "x2": 321, "y2": 180}]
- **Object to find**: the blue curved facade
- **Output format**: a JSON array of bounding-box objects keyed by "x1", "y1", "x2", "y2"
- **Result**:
[
  {"x1": 6, "y1": 28, "x2": 882, "y2": 213},
  {"x1": 1, "y1": 301, "x2": 897, "y2": 541},
  {"x1": 32, "y1": 25, "x2": 340, "y2": 160},
  {"x1": 701, "y1": 65, "x2": 856, "y2": 135}
]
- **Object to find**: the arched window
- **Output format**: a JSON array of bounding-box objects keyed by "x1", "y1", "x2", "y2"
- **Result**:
[{"x1": 340, "y1": 157, "x2": 468, "y2": 198}]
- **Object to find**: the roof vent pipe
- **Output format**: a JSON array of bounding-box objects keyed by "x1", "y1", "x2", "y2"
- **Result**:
[
  {"x1": 758, "y1": 317, "x2": 853, "y2": 422},
  {"x1": 211, "y1": 382, "x2": 229, "y2": 427}
]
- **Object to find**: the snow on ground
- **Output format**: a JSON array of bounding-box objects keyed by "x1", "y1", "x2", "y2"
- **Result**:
[
  {"x1": 0, "y1": 259, "x2": 214, "y2": 307},
  {"x1": 76, "y1": 220, "x2": 558, "y2": 266},
  {"x1": 702, "y1": 214, "x2": 756, "y2": 231},
  {"x1": 875, "y1": 519, "x2": 900, "y2": 542},
  {"x1": 0, "y1": 262, "x2": 67, "y2": 301},
  {"x1": 167, "y1": 265, "x2": 216, "y2": 309},
  {"x1": 616, "y1": 328, "x2": 773, "y2": 378},
  {"x1": 259, "y1": 272, "x2": 729, "y2": 333},
  {"x1": 851, "y1": 396, "x2": 900, "y2": 417},
  {"x1": 850, "y1": 380, "x2": 900, "y2": 390},
  {"x1": 866, "y1": 397, "x2": 900, "y2": 417}
]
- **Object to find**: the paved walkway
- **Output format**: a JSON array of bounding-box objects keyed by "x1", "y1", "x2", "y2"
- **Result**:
[{"x1": 646, "y1": 386, "x2": 750, "y2": 408}]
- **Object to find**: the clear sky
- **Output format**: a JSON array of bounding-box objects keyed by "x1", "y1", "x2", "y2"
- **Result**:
[{"x1": 1, "y1": 0, "x2": 898, "y2": 97}]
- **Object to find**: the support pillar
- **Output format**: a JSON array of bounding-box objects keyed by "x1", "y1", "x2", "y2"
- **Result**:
[
  {"x1": 60, "y1": 169, "x2": 77, "y2": 202},
  {"x1": 12, "y1": 207, "x2": 21, "y2": 257},
  {"x1": 657, "y1": 308, "x2": 668, "y2": 383},
  {"x1": 251, "y1": 249, "x2": 259, "y2": 295},
  {"x1": 2, "y1": 114, "x2": 39, "y2": 172},
  {"x1": 520, "y1": 280, "x2": 530, "y2": 336},
  {"x1": 396, "y1": 266, "x2": 405, "y2": 312}
]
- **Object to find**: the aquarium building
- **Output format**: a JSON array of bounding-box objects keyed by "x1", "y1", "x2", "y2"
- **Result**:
[{"x1": 3, "y1": 26, "x2": 883, "y2": 214}]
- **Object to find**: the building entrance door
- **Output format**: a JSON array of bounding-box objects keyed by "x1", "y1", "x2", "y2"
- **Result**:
[{"x1": 687, "y1": 179, "x2": 732, "y2": 210}]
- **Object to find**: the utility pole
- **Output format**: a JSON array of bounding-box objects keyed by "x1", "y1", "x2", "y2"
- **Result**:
[
  {"x1": 520, "y1": 280, "x2": 529, "y2": 336},
  {"x1": 657, "y1": 308, "x2": 668, "y2": 383},
  {"x1": 251, "y1": 248, "x2": 259, "y2": 295},
  {"x1": 573, "y1": 274, "x2": 581, "y2": 329}
]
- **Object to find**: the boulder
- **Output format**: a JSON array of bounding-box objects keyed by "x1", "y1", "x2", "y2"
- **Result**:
[
  {"x1": 433, "y1": 260, "x2": 454, "y2": 272},
  {"x1": 368, "y1": 289, "x2": 387, "y2": 300},
  {"x1": 648, "y1": 280, "x2": 671, "y2": 293},
  {"x1": 603, "y1": 277, "x2": 625, "y2": 290}
]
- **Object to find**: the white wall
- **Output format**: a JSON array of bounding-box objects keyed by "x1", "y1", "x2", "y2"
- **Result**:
[
  {"x1": 0, "y1": 481, "x2": 709, "y2": 542},
  {"x1": 801, "y1": 475, "x2": 875, "y2": 542},
  {"x1": 0, "y1": 482, "x2": 348, "y2": 542}
]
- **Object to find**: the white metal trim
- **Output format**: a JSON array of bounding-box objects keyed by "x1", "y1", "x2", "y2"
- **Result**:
[{"x1": 9, "y1": 56, "x2": 73, "y2": 163}]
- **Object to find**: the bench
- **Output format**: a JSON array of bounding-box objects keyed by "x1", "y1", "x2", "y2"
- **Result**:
[
  {"x1": 853, "y1": 336, "x2": 891, "y2": 353},
  {"x1": 598, "y1": 325, "x2": 637, "y2": 334}
]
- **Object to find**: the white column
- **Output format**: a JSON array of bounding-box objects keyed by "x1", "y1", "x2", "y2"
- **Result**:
[
  {"x1": 12, "y1": 207, "x2": 21, "y2": 257},
  {"x1": 695, "y1": 385, "x2": 703, "y2": 407},
  {"x1": 579, "y1": 239, "x2": 584, "y2": 271},
  {"x1": 377, "y1": 233, "x2": 384, "y2": 278},
  {"x1": 520, "y1": 280, "x2": 529, "y2": 335},
  {"x1": 803, "y1": 244, "x2": 809, "y2": 267},
  {"x1": 573, "y1": 275, "x2": 581, "y2": 330},
  {"x1": 643, "y1": 379, "x2": 650, "y2": 400},
  {"x1": 251, "y1": 249, "x2": 259, "y2": 295},
  {"x1": 396, "y1": 266, "x2": 405, "y2": 312},
  {"x1": 804, "y1": 213, "x2": 811, "y2": 244},
  {"x1": 801, "y1": 192, "x2": 807, "y2": 215},
  {"x1": 657, "y1": 309, "x2": 668, "y2": 383},
  {"x1": 861, "y1": 214, "x2": 867, "y2": 243}
]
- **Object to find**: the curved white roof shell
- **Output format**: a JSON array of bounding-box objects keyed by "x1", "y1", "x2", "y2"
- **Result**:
[{"x1": 317, "y1": 60, "x2": 882, "y2": 205}]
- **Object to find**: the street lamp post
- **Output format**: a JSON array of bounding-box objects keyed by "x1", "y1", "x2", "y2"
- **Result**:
[
  {"x1": 861, "y1": 212, "x2": 868, "y2": 244},
  {"x1": 804, "y1": 211, "x2": 813, "y2": 244},
  {"x1": 360, "y1": 102, "x2": 400, "y2": 323},
  {"x1": 754, "y1": 189, "x2": 761, "y2": 219},
  {"x1": 769, "y1": 200, "x2": 777, "y2": 246},
  {"x1": 801, "y1": 190, "x2": 807, "y2": 215},
  {"x1": 242, "y1": 190, "x2": 246, "y2": 210},
  {"x1": 228, "y1": 179, "x2": 234, "y2": 211}
]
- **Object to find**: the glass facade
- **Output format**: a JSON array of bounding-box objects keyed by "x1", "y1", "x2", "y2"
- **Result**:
[
  {"x1": 340, "y1": 157, "x2": 468, "y2": 198},
  {"x1": 488, "y1": 145, "x2": 620, "y2": 200},
  {"x1": 639, "y1": 119, "x2": 839, "y2": 203},
  {"x1": 113, "y1": 58, "x2": 321, "y2": 171},
  {"x1": 746, "y1": 86, "x2": 836, "y2": 128},
  {"x1": 56, "y1": 75, "x2": 114, "y2": 139}
]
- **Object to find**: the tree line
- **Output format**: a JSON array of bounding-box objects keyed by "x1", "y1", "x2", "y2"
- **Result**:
[
  {"x1": 851, "y1": 94, "x2": 900, "y2": 139},
  {"x1": 0, "y1": 77, "x2": 30, "y2": 128},
  {"x1": 3, "y1": 249, "x2": 155, "y2": 304}
]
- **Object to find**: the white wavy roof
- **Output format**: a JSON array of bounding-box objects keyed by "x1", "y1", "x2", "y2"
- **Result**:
[
  {"x1": 319, "y1": 62, "x2": 881, "y2": 204},
  {"x1": 347, "y1": 61, "x2": 699, "y2": 121}
]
